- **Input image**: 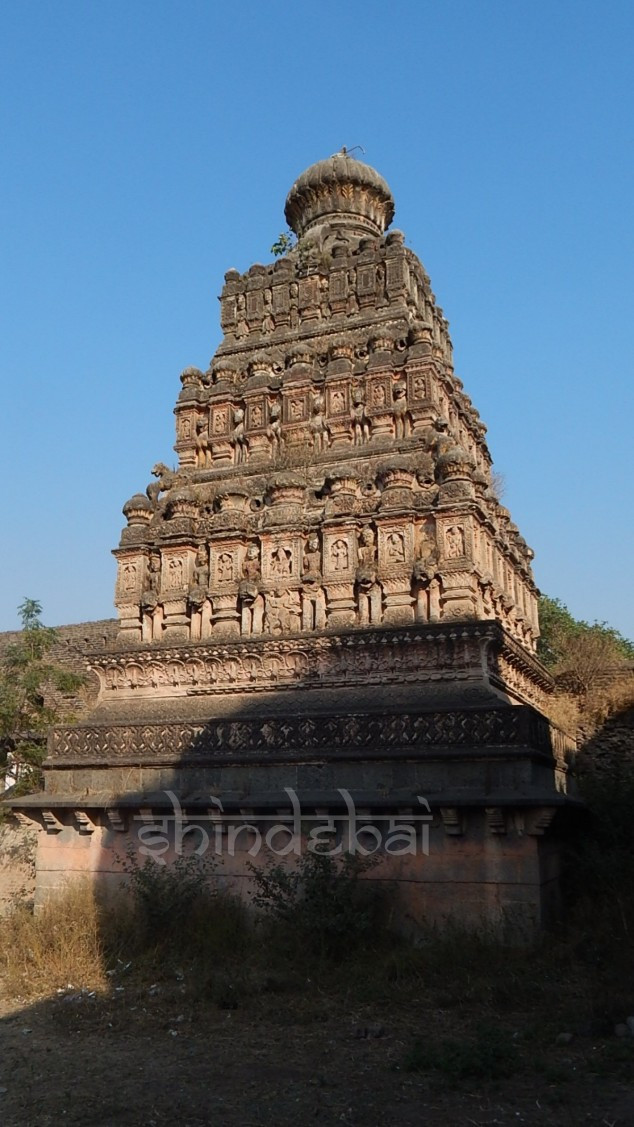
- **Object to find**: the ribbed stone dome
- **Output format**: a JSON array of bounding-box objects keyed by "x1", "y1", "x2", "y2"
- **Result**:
[{"x1": 285, "y1": 150, "x2": 395, "y2": 239}]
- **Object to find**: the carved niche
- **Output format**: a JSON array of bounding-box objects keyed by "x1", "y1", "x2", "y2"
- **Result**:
[{"x1": 260, "y1": 535, "x2": 302, "y2": 585}]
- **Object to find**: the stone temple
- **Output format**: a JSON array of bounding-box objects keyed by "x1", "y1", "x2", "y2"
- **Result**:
[{"x1": 11, "y1": 152, "x2": 577, "y2": 934}]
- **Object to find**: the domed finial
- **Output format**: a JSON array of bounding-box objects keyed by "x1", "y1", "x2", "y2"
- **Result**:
[{"x1": 285, "y1": 153, "x2": 395, "y2": 239}]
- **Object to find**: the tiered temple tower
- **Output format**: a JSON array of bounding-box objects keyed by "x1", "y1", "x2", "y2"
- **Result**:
[
  {"x1": 11, "y1": 154, "x2": 577, "y2": 933},
  {"x1": 114, "y1": 153, "x2": 540, "y2": 664}
]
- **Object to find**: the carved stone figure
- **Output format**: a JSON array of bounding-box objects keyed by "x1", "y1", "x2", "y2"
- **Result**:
[
  {"x1": 192, "y1": 544, "x2": 209, "y2": 589},
  {"x1": 282, "y1": 588, "x2": 302, "y2": 632},
  {"x1": 264, "y1": 588, "x2": 301, "y2": 635},
  {"x1": 392, "y1": 380, "x2": 411, "y2": 439},
  {"x1": 145, "y1": 552, "x2": 161, "y2": 594},
  {"x1": 217, "y1": 552, "x2": 234, "y2": 582},
  {"x1": 195, "y1": 419, "x2": 211, "y2": 468},
  {"x1": 146, "y1": 462, "x2": 182, "y2": 507},
  {"x1": 331, "y1": 538, "x2": 349, "y2": 571},
  {"x1": 238, "y1": 544, "x2": 263, "y2": 633},
  {"x1": 302, "y1": 534, "x2": 321, "y2": 577},
  {"x1": 357, "y1": 575, "x2": 383, "y2": 626},
  {"x1": 412, "y1": 375, "x2": 426, "y2": 400},
  {"x1": 271, "y1": 546, "x2": 292, "y2": 577},
  {"x1": 412, "y1": 551, "x2": 438, "y2": 621},
  {"x1": 331, "y1": 388, "x2": 346, "y2": 414},
  {"x1": 446, "y1": 525, "x2": 465, "y2": 559},
  {"x1": 267, "y1": 401, "x2": 283, "y2": 455},
  {"x1": 121, "y1": 563, "x2": 137, "y2": 592},
  {"x1": 235, "y1": 293, "x2": 248, "y2": 339},
  {"x1": 309, "y1": 393, "x2": 330, "y2": 453},
  {"x1": 262, "y1": 289, "x2": 274, "y2": 334},
  {"x1": 141, "y1": 553, "x2": 163, "y2": 641},
  {"x1": 429, "y1": 416, "x2": 453, "y2": 459},
  {"x1": 356, "y1": 526, "x2": 381, "y2": 625},
  {"x1": 240, "y1": 590, "x2": 264, "y2": 636},
  {"x1": 167, "y1": 557, "x2": 184, "y2": 589},
  {"x1": 213, "y1": 408, "x2": 228, "y2": 435},
  {"x1": 232, "y1": 407, "x2": 249, "y2": 465},
  {"x1": 375, "y1": 261, "x2": 387, "y2": 306},
  {"x1": 357, "y1": 525, "x2": 376, "y2": 567},
  {"x1": 242, "y1": 542, "x2": 261, "y2": 583},
  {"x1": 386, "y1": 531, "x2": 406, "y2": 565},
  {"x1": 350, "y1": 388, "x2": 370, "y2": 445},
  {"x1": 289, "y1": 282, "x2": 299, "y2": 329},
  {"x1": 188, "y1": 547, "x2": 211, "y2": 640},
  {"x1": 301, "y1": 583, "x2": 326, "y2": 631}
]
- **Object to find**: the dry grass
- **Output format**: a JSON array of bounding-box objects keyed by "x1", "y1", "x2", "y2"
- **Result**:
[
  {"x1": 584, "y1": 671, "x2": 634, "y2": 728},
  {"x1": 544, "y1": 689, "x2": 580, "y2": 734},
  {"x1": 544, "y1": 672, "x2": 634, "y2": 738},
  {"x1": 0, "y1": 880, "x2": 108, "y2": 999}
]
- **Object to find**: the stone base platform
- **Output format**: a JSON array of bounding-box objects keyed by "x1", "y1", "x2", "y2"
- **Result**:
[{"x1": 7, "y1": 690, "x2": 578, "y2": 940}]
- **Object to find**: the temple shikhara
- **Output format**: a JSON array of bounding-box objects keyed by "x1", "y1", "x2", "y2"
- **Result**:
[{"x1": 11, "y1": 153, "x2": 577, "y2": 934}]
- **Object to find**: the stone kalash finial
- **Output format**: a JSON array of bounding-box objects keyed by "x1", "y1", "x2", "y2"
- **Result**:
[{"x1": 284, "y1": 149, "x2": 395, "y2": 240}]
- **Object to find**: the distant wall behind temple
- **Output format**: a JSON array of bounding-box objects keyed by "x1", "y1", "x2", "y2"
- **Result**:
[{"x1": 0, "y1": 619, "x2": 118, "y2": 722}]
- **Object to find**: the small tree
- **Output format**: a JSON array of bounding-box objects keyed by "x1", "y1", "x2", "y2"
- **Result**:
[
  {"x1": 0, "y1": 599, "x2": 85, "y2": 793},
  {"x1": 270, "y1": 231, "x2": 295, "y2": 257}
]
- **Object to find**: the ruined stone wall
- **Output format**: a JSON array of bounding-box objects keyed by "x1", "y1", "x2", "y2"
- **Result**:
[
  {"x1": 0, "y1": 619, "x2": 118, "y2": 718},
  {"x1": 577, "y1": 701, "x2": 634, "y2": 776}
]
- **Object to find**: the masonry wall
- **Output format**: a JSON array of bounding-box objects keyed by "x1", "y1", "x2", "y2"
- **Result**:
[
  {"x1": 0, "y1": 618, "x2": 118, "y2": 722},
  {"x1": 31, "y1": 811, "x2": 556, "y2": 941}
]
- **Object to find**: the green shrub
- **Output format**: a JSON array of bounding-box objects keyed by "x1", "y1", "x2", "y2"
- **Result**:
[
  {"x1": 120, "y1": 849, "x2": 216, "y2": 937},
  {"x1": 248, "y1": 850, "x2": 385, "y2": 960}
]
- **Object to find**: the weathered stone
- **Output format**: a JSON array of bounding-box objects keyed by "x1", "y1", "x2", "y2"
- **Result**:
[{"x1": 5, "y1": 154, "x2": 580, "y2": 934}]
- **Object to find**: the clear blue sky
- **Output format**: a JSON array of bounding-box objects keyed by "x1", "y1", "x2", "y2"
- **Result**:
[{"x1": 1, "y1": 0, "x2": 632, "y2": 638}]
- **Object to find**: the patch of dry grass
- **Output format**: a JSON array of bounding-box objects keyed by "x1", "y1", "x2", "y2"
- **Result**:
[
  {"x1": 543, "y1": 689, "x2": 580, "y2": 734},
  {"x1": 0, "y1": 880, "x2": 108, "y2": 999}
]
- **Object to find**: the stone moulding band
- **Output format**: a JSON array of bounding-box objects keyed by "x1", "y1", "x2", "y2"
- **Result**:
[
  {"x1": 88, "y1": 622, "x2": 552, "y2": 704},
  {"x1": 48, "y1": 705, "x2": 574, "y2": 765}
]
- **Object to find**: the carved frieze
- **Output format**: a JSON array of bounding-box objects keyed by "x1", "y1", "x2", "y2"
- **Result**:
[
  {"x1": 91, "y1": 624, "x2": 505, "y2": 701},
  {"x1": 50, "y1": 702, "x2": 569, "y2": 765}
]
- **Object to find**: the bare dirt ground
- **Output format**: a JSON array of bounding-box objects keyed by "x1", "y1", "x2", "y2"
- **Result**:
[{"x1": 1, "y1": 982, "x2": 633, "y2": 1127}]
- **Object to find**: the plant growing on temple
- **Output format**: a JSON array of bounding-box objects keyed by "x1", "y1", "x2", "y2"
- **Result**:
[
  {"x1": 0, "y1": 599, "x2": 85, "y2": 794},
  {"x1": 270, "y1": 231, "x2": 295, "y2": 257}
]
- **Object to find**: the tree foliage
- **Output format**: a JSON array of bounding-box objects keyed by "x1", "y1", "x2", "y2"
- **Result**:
[
  {"x1": 538, "y1": 595, "x2": 634, "y2": 694},
  {"x1": 0, "y1": 599, "x2": 85, "y2": 793},
  {"x1": 270, "y1": 231, "x2": 295, "y2": 257}
]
